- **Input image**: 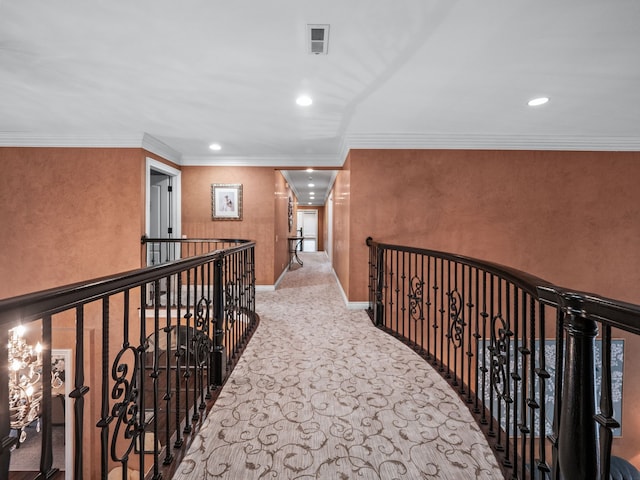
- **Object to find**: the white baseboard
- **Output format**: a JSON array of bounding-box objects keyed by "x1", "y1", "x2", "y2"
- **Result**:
[
  {"x1": 332, "y1": 269, "x2": 369, "y2": 310},
  {"x1": 255, "y1": 285, "x2": 275, "y2": 292},
  {"x1": 256, "y1": 265, "x2": 289, "y2": 292}
]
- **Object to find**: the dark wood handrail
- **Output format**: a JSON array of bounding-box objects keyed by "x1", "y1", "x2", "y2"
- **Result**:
[{"x1": 0, "y1": 240, "x2": 255, "y2": 326}]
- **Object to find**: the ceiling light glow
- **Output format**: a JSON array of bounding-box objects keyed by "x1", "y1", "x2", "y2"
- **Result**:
[
  {"x1": 308, "y1": 183, "x2": 315, "y2": 187},
  {"x1": 306, "y1": 168, "x2": 314, "y2": 172},
  {"x1": 527, "y1": 97, "x2": 549, "y2": 107},
  {"x1": 296, "y1": 95, "x2": 313, "y2": 107},
  {"x1": 209, "y1": 143, "x2": 222, "y2": 151}
]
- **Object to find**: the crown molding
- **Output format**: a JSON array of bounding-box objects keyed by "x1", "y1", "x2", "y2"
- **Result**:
[
  {"x1": 180, "y1": 154, "x2": 341, "y2": 167},
  {"x1": 343, "y1": 133, "x2": 640, "y2": 154},
  {"x1": 0, "y1": 132, "x2": 182, "y2": 164},
  {"x1": 0, "y1": 132, "x2": 146, "y2": 148},
  {"x1": 141, "y1": 133, "x2": 182, "y2": 164}
]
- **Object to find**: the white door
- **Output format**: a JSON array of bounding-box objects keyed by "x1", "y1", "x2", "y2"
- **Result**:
[
  {"x1": 149, "y1": 172, "x2": 172, "y2": 264},
  {"x1": 297, "y1": 210, "x2": 318, "y2": 252},
  {"x1": 146, "y1": 158, "x2": 182, "y2": 266}
]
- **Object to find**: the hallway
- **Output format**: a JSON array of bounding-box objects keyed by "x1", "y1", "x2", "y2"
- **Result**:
[{"x1": 173, "y1": 252, "x2": 503, "y2": 479}]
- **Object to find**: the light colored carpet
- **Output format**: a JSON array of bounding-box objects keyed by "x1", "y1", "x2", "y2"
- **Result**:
[{"x1": 174, "y1": 252, "x2": 503, "y2": 479}]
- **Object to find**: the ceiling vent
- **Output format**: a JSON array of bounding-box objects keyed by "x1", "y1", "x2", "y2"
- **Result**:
[{"x1": 307, "y1": 24, "x2": 329, "y2": 55}]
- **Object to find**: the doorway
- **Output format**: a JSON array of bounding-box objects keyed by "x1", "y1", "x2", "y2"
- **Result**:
[
  {"x1": 297, "y1": 210, "x2": 318, "y2": 252},
  {"x1": 145, "y1": 158, "x2": 181, "y2": 265}
]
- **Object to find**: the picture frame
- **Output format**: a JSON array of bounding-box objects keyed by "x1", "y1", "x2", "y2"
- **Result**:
[{"x1": 211, "y1": 183, "x2": 243, "y2": 220}]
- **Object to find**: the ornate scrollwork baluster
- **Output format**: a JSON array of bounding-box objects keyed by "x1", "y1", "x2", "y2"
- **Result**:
[
  {"x1": 490, "y1": 314, "x2": 511, "y2": 400},
  {"x1": 408, "y1": 276, "x2": 424, "y2": 323},
  {"x1": 109, "y1": 346, "x2": 139, "y2": 465},
  {"x1": 447, "y1": 289, "x2": 465, "y2": 349}
]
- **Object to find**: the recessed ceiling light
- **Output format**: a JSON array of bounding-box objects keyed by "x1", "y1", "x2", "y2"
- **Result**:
[
  {"x1": 296, "y1": 95, "x2": 313, "y2": 107},
  {"x1": 527, "y1": 97, "x2": 549, "y2": 107},
  {"x1": 209, "y1": 143, "x2": 222, "y2": 151},
  {"x1": 308, "y1": 183, "x2": 315, "y2": 187},
  {"x1": 310, "y1": 196, "x2": 315, "y2": 199},
  {"x1": 306, "y1": 168, "x2": 314, "y2": 173},
  {"x1": 309, "y1": 191, "x2": 315, "y2": 195},
  {"x1": 308, "y1": 202, "x2": 313, "y2": 205}
]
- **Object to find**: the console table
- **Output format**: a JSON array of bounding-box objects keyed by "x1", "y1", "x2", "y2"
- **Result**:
[{"x1": 288, "y1": 237, "x2": 305, "y2": 267}]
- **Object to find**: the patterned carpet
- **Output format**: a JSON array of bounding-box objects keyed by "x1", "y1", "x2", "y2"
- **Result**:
[{"x1": 174, "y1": 252, "x2": 503, "y2": 479}]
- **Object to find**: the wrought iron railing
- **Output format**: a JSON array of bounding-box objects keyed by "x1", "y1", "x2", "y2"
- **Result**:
[
  {"x1": 0, "y1": 239, "x2": 256, "y2": 479},
  {"x1": 366, "y1": 237, "x2": 640, "y2": 480}
]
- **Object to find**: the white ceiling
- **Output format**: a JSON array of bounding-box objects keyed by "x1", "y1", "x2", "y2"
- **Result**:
[{"x1": 1, "y1": 1, "x2": 640, "y2": 200}]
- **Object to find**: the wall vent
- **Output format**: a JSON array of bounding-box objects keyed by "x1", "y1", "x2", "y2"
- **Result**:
[{"x1": 307, "y1": 24, "x2": 329, "y2": 55}]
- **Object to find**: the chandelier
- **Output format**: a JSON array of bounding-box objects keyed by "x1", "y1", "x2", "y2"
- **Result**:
[{"x1": 8, "y1": 325, "x2": 43, "y2": 445}]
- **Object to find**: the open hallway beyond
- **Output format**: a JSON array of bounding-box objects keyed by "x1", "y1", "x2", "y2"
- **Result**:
[{"x1": 173, "y1": 252, "x2": 504, "y2": 479}]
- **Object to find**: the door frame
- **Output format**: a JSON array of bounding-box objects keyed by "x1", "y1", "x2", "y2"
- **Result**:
[
  {"x1": 145, "y1": 158, "x2": 181, "y2": 240},
  {"x1": 297, "y1": 209, "x2": 318, "y2": 252}
]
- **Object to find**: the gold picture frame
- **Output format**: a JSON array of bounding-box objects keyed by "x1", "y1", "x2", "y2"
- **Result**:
[{"x1": 211, "y1": 184, "x2": 243, "y2": 221}]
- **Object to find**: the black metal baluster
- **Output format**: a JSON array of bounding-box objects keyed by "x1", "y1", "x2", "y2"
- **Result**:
[
  {"x1": 72, "y1": 305, "x2": 89, "y2": 480},
  {"x1": 537, "y1": 304, "x2": 550, "y2": 476},
  {"x1": 394, "y1": 250, "x2": 399, "y2": 336},
  {"x1": 480, "y1": 271, "x2": 488, "y2": 425},
  {"x1": 466, "y1": 265, "x2": 474, "y2": 402},
  {"x1": 596, "y1": 324, "x2": 619, "y2": 480},
  {"x1": 40, "y1": 314, "x2": 57, "y2": 478},
  {"x1": 192, "y1": 266, "x2": 200, "y2": 423},
  {"x1": 426, "y1": 255, "x2": 432, "y2": 360},
  {"x1": 98, "y1": 297, "x2": 112, "y2": 478},
  {"x1": 439, "y1": 258, "x2": 445, "y2": 373},
  {"x1": 503, "y1": 282, "x2": 512, "y2": 467},
  {"x1": 213, "y1": 256, "x2": 226, "y2": 386},
  {"x1": 174, "y1": 271, "x2": 184, "y2": 448},
  {"x1": 511, "y1": 286, "x2": 519, "y2": 473},
  {"x1": 519, "y1": 293, "x2": 529, "y2": 478},
  {"x1": 432, "y1": 256, "x2": 439, "y2": 367},
  {"x1": 473, "y1": 268, "x2": 481, "y2": 413},
  {"x1": 183, "y1": 269, "x2": 192, "y2": 434},
  {"x1": 528, "y1": 299, "x2": 536, "y2": 477},
  {"x1": 150, "y1": 280, "x2": 161, "y2": 479},
  {"x1": 443, "y1": 260, "x2": 457, "y2": 385},
  {"x1": 163, "y1": 275, "x2": 174, "y2": 466}
]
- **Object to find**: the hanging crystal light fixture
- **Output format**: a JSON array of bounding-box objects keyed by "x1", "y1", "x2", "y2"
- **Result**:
[{"x1": 8, "y1": 325, "x2": 43, "y2": 445}]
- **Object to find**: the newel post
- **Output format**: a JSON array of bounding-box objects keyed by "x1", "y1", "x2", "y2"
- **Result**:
[
  {"x1": 369, "y1": 239, "x2": 385, "y2": 327},
  {"x1": 558, "y1": 295, "x2": 599, "y2": 480},
  {"x1": 212, "y1": 257, "x2": 227, "y2": 386}
]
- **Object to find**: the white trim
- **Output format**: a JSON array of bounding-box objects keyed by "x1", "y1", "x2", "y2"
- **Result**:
[
  {"x1": 0, "y1": 132, "x2": 146, "y2": 147},
  {"x1": 141, "y1": 133, "x2": 182, "y2": 164},
  {"x1": 180, "y1": 154, "x2": 341, "y2": 167},
  {"x1": 0, "y1": 132, "x2": 182, "y2": 163},
  {"x1": 145, "y1": 158, "x2": 182, "y2": 240},
  {"x1": 343, "y1": 132, "x2": 640, "y2": 155},
  {"x1": 332, "y1": 268, "x2": 369, "y2": 310},
  {"x1": 256, "y1": 284, "x2": 276, "y2": 292}
]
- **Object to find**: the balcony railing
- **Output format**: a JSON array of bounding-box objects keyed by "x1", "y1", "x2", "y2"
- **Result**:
[
  {"x1": 0, "y1": 239, "x2": 256, "y2": 479},
  {"x1": 366, "y1": 237, "x2": 640, "y2": 480}
]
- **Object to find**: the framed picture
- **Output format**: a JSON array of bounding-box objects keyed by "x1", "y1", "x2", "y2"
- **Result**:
[{"x1": 211, "y1": 183, "x2": 243, "y2": 220}]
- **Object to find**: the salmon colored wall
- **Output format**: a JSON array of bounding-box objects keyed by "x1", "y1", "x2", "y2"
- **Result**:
[
  {"x1": 346, "y1": 150, "x2": 640, "y2": 304},
  {"x1": 340, "y1": 149, "x2": 640, "y2": 466},
  {"x1": 180, "y1": 166, "x2": 276, "y2": 286},
  {"x1": 332, "y1": 155, "x2": 351, "y2": 297},
  {"x1": 0, "y1": 147, "x2": 146, "y2": 299}
]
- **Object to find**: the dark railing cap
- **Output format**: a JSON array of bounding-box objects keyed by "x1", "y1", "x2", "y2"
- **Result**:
[{"x1": 0, "y1": 240, "x2": 255, "y2": 328}]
